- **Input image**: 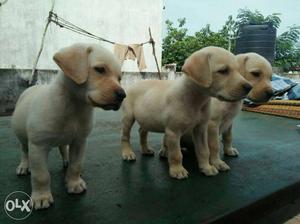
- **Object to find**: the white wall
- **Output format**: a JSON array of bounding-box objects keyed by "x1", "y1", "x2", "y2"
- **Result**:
[{"x1": 0, "y1": 0, "x2": 163, "y2": 72}]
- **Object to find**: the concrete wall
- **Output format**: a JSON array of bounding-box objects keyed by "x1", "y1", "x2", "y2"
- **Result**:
[
  {"x1": 0, "y1": 69, "x2": 182, "y2": 116},
  {"x1": 0, "y1": 0, "x2": 163, "y2": 72},
  {"x1": 0, "y1": 69, "x2": 57, "y2": 115}
]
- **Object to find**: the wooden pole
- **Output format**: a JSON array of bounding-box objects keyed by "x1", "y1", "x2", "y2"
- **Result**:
[
  {"x1": 148, "y1": 27, "x2": 162, "y2": 80},
  {"x1": 29, "y1": 0, "x2": 55, "y2": 85}
]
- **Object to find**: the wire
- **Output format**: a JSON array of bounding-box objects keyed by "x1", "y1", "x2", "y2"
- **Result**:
[
  {"x1": 48, "y1": 11, "x2": 151, "y2": 45},
  {"x1": 30, "y1": 10, "x2": 161, "y2": 83}
]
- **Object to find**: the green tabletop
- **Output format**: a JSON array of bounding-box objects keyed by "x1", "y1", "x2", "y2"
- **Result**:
[{"x1": 0, "y1": 110, "x2": 299, "y2": 224}]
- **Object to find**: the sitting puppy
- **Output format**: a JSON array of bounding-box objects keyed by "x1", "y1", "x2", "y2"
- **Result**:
[
  {"x1": 11, "y1": 43, "x2": 126, "y2": 210},
  {"x1": 121, "y1": 47, "x2": 252, "y2": 179},
  {"x1": 180, "y1": 53, "x2": 273, "y2": 171}
]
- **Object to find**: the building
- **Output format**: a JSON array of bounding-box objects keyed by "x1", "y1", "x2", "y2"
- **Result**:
[{"x1": 0, "y1": 0, "x2": 163, "y2": 114}]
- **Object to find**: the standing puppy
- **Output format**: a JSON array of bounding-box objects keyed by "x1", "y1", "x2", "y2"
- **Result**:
[
  {"x1": 121, "y1": 47, "x2": 252, "y2": 179},
  {"x1": 11, "y1": 43, "x2": 126, "y2": 210},
  {"x1": 181, "y1": 53, "x2": 273, "y2": 171}
]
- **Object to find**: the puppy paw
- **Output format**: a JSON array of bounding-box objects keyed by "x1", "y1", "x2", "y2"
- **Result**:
[
  {"x1": 122, "y1": 150, "x2": 136, "y2": 161},
  {"x1": 211, "y1": 159, "x2": 230, "y2": 171},
  {"x1": 199, "y1": 165, "x2": 219, "y2": 176},
  {"x1": 16, "y1": 163, "x2": 30, "y2": 176},
  {"x1": 225, "y1": 147, "x2": 239, "y2": 157},
  {"x1": 169, "y1": 165, "x2": 189, "y2": 179},
  {"x1": 67, "y1": 177, "x2": 87, "y2": 194},
  {"x1": 30, "y1": 191, "x2": 53, "y2": 210},
  {"x1": 141, "y1": 147, "x2": 155, "y2": 156},
  {"x1": 159, "y1": 149, "x2": 168, "y2": 158}
]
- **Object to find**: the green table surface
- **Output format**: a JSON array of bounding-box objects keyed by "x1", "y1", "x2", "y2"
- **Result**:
[{"x1": 0, "y1": 110, "x2": 299, "y2": 224}]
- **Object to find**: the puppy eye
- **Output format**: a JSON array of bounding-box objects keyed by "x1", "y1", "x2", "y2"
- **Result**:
[
  {"x1": 251, "y1": 71, "x2": 260, "y2": 77},
  {"x1": 218, "y1": 68, "x2": 228, "y2": 75},
  {"x1": 94, "y1": 67, "x2": 106, "y2": 74},
  {"x1": 118, "y1": 77, "x2": 121, "y2": 82}
]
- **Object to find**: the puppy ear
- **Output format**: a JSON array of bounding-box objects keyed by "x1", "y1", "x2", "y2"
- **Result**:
[
  {"x1": 53, "y1": 44, "x2": 92, "y2": 84},
  {"x1": 182, "y1": 52, "x2": 212, "y2": 88}
]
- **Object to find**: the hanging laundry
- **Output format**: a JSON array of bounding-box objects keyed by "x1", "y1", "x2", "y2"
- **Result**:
[{"x1": 114, "y1": 43, "x2": 147, "y2": 71}]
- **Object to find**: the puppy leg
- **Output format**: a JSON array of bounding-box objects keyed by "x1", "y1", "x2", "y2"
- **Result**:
[
  {"x1": 65, "y1": 139, "x2": 87, "y2": 194},
  {"x1": 193, "y1": 124, "x2": 219, "y2": 176},
  {"x1": 29, "y1": 143, "x2": 53, "y2": 210},
  {"x1": 121, "y1": 113, "x2": 136, "y2": 161},
  {"x1": 165, "y1": 129, "x2": 188, "y2": 179},
  {"x1": 16, "y1": 143, "x2": 30, "y2": 175},
  {"x1": 222, "y1": 125, "x2": 239, "y2": 156},
  {"x1": 159, "y1": 135, "x2": 168, "y2": 158},
  {"x1": 59, "y1": 145, "x2": 69, "y2": 168},
  {"x1": 208, "y1": 122, "x2": 230, "y2": 171},
  {"x1": 139, "y1": 128, "x2": 155, "y2": 156}
]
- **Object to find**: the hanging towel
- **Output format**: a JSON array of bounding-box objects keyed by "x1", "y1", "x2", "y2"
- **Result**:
[{"x1": 114, "y1": 43, "x2": 147, "y2": 71}]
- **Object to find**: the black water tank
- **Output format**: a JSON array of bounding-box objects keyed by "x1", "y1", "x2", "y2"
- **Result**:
[{"x1": 235, "y1": 24, "x2": 276, "y2": 63}]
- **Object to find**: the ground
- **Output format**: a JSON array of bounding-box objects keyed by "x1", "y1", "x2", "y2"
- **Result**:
[{"x1": 0, "y1": 110, "x2": 299, "y2": 224}]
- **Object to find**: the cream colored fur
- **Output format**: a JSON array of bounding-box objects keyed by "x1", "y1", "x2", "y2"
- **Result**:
[
  {"x1": 11, "y1": 43, "x2": 125, "y2": 210},
  {"x1": 180, "y1": 53, "x2": 273, "y2": 171},
  {"x1": 120, "y1": 47, "x2": 252, "y2": 179}
]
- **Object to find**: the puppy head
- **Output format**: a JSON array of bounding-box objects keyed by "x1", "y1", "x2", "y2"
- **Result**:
[
  {"x1": 237, "y1": 53, "x2": 273, "y2": 103},
  {"x1": 182, "y1": 46, "x2": 252, "y2": 102},
  {"x1": 53, "y1": 43, "x2": 126, "y2": 111}
]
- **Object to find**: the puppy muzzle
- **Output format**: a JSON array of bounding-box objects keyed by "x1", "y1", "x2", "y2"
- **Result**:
[{"x1": 88, "y1": 95, "x2": 123, "y2": 111}]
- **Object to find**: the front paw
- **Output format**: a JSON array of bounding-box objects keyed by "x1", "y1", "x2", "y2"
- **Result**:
[
  {"x1": 211, "y1": 159, "x2": 230, "y2": 171},
  {"x1": 169, "y1": 165, "x2": 189, "y2": 179},
  {"x1": 199, "y1": 164, "x2": 219, "y2": 176},
  {"x1": 30, "y1": 191, "x2": 53, "y2": 210},
  {"x1": 122, "y1": 150, "x2": 136, "y2": 161},
  {"x1": 16, "y1": 163, "x2": 30, "y2": 176},
  {"x1": 66, "y1": 177, "x2": 87, "y2": 194},
  {"x1": 225, "y1": 147, "x2": 239, "y2": 157}
]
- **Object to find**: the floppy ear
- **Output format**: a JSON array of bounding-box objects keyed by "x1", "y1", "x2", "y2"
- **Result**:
[
  {"x1": 53, "y1": 44, "x2": 92, "y2": 84},
  {"x1": 182, "y1": 52, "x2": 212, "y2": 88}
]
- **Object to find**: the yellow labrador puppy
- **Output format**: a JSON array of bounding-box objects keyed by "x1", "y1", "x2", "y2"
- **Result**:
[
  {"x1": 181, "y1": 53, "x2": 273, "y2": 171},
  {"x1": 121, "y1": 47, "x2": 252, "y2": 179},
  {"x1": 11, "y1": 43, "x2": 126, "y2": 210}
]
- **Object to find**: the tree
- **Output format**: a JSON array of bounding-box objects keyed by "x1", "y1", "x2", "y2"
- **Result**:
[
  {"x1": 162, "y1": 19, "x2": 228, "y2": 71},
  {"x1": 162, "y1": 18, "x2": 191, "y2": 70},
  {"x1": 275, "y1": 26, "x2": 300, "y2": 70},
  {"x1": 235, "y1": 9, "x2": 281, "y2": 28},
  {"x1": 162, "y1": 9, "x2": 300, "y2": 71}
]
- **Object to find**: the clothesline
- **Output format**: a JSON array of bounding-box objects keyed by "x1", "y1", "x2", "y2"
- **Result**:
[
  {"x1": 49, "y1": 11, "x2": 152, "y2": 46},
  {"x1": 30, "y1": 10, "x2": 161, "y2": 84}
]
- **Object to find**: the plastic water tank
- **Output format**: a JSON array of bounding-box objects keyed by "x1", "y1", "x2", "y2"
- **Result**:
[{"x1": 235, "y1": 24, "x2": 276, "y2": 63}]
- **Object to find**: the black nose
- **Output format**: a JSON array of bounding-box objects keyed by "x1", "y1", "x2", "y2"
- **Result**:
[
  {"x1": 115, "y1": 88, "x2": 126, "y2": 101},
  {"x1": 266, "y1": 89, "x2": 274, "y2": 98},
  {"x1": 243, "y1": 83, "x2": 253, "y2": 94}
]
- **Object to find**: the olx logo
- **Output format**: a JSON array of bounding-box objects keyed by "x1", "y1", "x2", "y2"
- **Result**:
[{"x1": 4, "y1": 191, "x2": 33, "y2": 220}]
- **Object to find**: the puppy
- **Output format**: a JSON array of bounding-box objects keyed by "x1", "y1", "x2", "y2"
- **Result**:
[
  {"x1": 11, "y1": 43, "x2": 126, "y2": 210},
  {"x1": 121, "y1": 47, "x2": 252, "y2": 179},
  {"x1": 181, "y1": 53, "x2": 273, "y2": 171}
]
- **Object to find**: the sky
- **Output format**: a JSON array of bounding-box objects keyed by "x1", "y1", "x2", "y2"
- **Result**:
[{"x1": 162, "y1": 0, "x2": 300, "y2": 37}]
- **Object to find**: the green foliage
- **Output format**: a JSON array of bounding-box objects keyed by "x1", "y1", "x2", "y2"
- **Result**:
[
  {"x1": 162, "y1": 8, "x2": 299, "y2": 71},
  {"x1": 236, "y1": 9, "x2": 281, "y2": 28},
  {"x1": 275, "y1": 26, "x2": 300, "y2": 70},
  {"x1": 162, "y1": 20, "x2": 228, "y2": 71}
]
